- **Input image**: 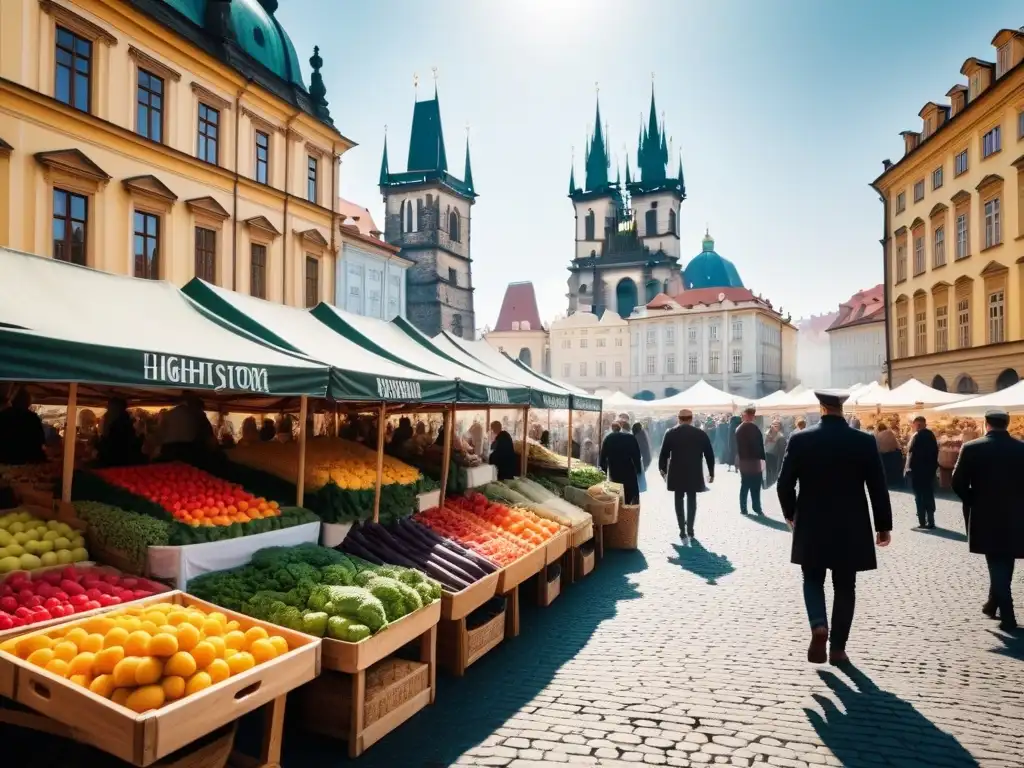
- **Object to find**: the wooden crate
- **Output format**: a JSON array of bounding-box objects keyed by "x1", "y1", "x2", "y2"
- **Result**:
[
  {"x1": 544, "y1": 528, "x2": 569, "y2": 566},
  {"x1": 575, "y1": 542, "x2": 596, "y2": 580},
  {"x1": 570, "y1": 520, "x2": 594, "y2": 549},
  {"x1": 536, "y1": 561, "x2": 561, "y2": 607},
  {"x1": 496, "y1": 545, "x2": 546, "y2": 594},
  {"x1": 438, "y1": 598, "x2": 506, "y2": 677},
  {"x1": 440, "y1": 570, "x2": 499, "y2": 622},
  {"x1": 605, "y1": 504, "x2": 640, "y2": 550},
  {"x1": 320, "y1": 600, "x2": 441, "y2": 674},
  {"x1": 0, "y1": 591, "x2": 320, "y2": 766},
  {"x1": 296, "y1": 619, "x2": 437, "y2": 758}
]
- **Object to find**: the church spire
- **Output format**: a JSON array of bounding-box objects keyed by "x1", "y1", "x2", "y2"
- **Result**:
[
  {"x1": 678, "y1": 153, "x2": 686, "y2": 199},
  {"x1": 379, "y1": 128, "x2": 389, "y2": 186},
  {"x1": 463, "y1": 135, "x2": 474, "y2": 192},
  {"x1": 637, "y1": 85, "x2": 670, "y2": 186},
  {"x1": 569, "y1": 161, "x2": 576, "y2": 195},
  {"x1": 584, "y1": 87, "x2": 610, "y2": 191}
]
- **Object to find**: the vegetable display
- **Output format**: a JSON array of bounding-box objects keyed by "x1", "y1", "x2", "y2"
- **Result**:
[
  {"x1": 0, "y1": 566, "x2": 168, "y2": 631},
  {"x1": 499, "y1": 480, "x2": 592, "y2": 528},
  {"x1": 72, "y1": 468, "x2": 318, "y2": 546},
  {"x1": 0, "y1": 509, "x2": 88, "y2": 573},
  {"x1": 0, "y1": 601, "x2": 295, "y2": 713},
  {"x1": 187, "y1": 543, "x2": 441, "y2": 641},
  {"x1": 74, "y1": 501, "x2": 172, "y2": 574},
  {"x1": 448, "y1": 493, "x2": 561, "y2": 549},
  {"x1": 227, "y1": 439, "x2": 422, "y2": 525},
  {"x1": 339, "y1": 519, "x2": 499, "y2": 593},
  {"x1": 569, "y1": 466, "x2": 606, "y2": 489}
]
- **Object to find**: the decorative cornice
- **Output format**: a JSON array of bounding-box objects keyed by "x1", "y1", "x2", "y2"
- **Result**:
[
  {"x1": 287, "y1": 129, "x2": 306, "y2": 143},
  {"x1": 35, "y1": 148, "x2": 110, "y2": 183},
  {"x1": 980, "y1": 259, "x2": 1009, "y2": 277},
  {"x1": 122, "y1": 174, "x2": 178, "y2": 204},
  {"x1": 928, "y1": 202, "x2": 948, "y2": 219},
  {"x1": 294, "y1": 227, "x2": 329, "y2": 247},
  {"x1": 930, "y1": 281, "x2": 952, "y2": 291},
  {"x1": 910, "y1": 217, "x2": 925, "y2": 230},
  {"x1": 950, "y1": 189, "x2": 971, "y2": 206},
  {"x1": 893, "y1": 225, "x2": 908, "y2": 237},
  {"x1": 240, "y1": 105, "x2": 283, "y2": 135},
  {"x1": 39, "y1": 0, "x2": 117, "y2": 45},
  {"x1": 1011, "y1": 154, "x2": 1024, "y2": 170},
  {"x1": 975, "y1": 173, "x2": 1004, "y2": 193},
  {"x1": 245, "y1": 215, "x2": 281, "y2": 237},
  {"x1": 191, "y1": 82, "x2": 231, "y2": 111},
  {"x1": 128, "y1": 46, "x2": 181, "y2": 82},
  {"x1": 185, "y1": 195, "x2": 230, "y2": 221},
  {"x1": 0, "y1": 137, "x2": 12, "y2": 157},
  {"x1": 304, "y1": 141, "x2": 328, "y2": 157}
]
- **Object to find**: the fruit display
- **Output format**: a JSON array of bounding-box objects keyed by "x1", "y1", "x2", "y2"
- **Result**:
[
  {"x1": 187, "y1": 543, "x2": 441, "y2": 641},
  {"x1": 415, "y1": 502, "x2": 534, "y2": 567},
  {"x1": 339, "y1": 519, "x2": 499, "y2": 593},
  {"x1": 0, "y1": 509, "x2": 88, "y2": 573},
  {"x1": 72, "y1": 465, "x2": 318, "y2": 545},
  {"x1": 0, "y1": 600, "x2": 295, "y2": 713},
  {"x1": 450, "y1": 493, "x2": 561, "y2": 548},
  {"x1": 568, "y1": 466, "x2": 606, "y2": 489},
  {"x1": 486, "y1": 480, "x2": 592, "y2": 528},
  {"x1": 73, "y1": 501, "x2": 172, "y2": 574},
  {"x1": 0, "y1": 566, "x2": 168, "y2": 632},
  {"x1": 227, "y1": 439, "x2": 423, "y2": 525}
]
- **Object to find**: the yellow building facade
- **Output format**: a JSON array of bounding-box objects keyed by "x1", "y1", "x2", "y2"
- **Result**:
[
  {"x1": 0, "y1": 0, "x2": 361, "y2": 308},
  {"x1": 873, "y1": 29, "x2": 1024, "y2": 395}
]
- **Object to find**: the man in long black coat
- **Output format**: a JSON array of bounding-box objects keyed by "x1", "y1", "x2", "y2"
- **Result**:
[
  {"x1": 907, "y1": 416, "x2": 939, "y2": 529},
  {"x1": 488, "y1": 420, "x2": 518, "y2": 481},
  {"x1": 777, "y1": 390, "x2": 893, "y2": 665},
  {"x1": 659, "y1": 409, "x2": 715, "y2": 539},
  {"x1": 951, "y1": 409, "x2": 1024, "y2": 632},
  {"x1": 600, "y1": 421, "x2": 642, "y2": 505}
]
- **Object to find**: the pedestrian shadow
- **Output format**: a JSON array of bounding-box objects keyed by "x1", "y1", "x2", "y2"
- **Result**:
[
  {"x1": 745, "y1": 513, "x2": 790, "y2": 532},
  {"x1": 669, "y1": 540, "x2": 735, "y2": 585},
  {"x1": 806, "y1": 665, "x2": 980, "y2": 767},
  {"x1": 987, "y1": 629, "x2": 1024, "y2": 661},
  {"x1": 917, "y1": 526, "x2": 968, "y2": 543}
]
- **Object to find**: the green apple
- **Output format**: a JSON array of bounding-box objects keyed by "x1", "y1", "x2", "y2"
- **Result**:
[
  {"x1": 0, "y1": 556, "x2": 21, "y2": 573},
  {"x1": 0, "y1": 530, "x2": 11, "y2": 548},
  {"x1": 15, "y1": 512, "x2": 34, "y2": 524},
  {"x1": 46, "y1": 520, "x2": 60, "y2": 530},
  {"x1": 7, "y1": 522, "x2": 24, "y2": 534},
  {"x1": 37, "y1": 540, "x2": 54, "y2": 554},
  {"x1": 57, "y1": 523, "x2": 74, "y2": 538},
  {"x1": 13, "y1": 532, "x2": 30, "y2": 546},
  {"x1": 53, "y1": 537, "x2": 71, "y2": 551},
  {"x1": 70, "y1": 547, "x2": 88, "y2": 563},
  {"x1": 71, "y1": 536, "x2": 85, "y2": 549},
  {"x1": 5, "y1": 543, "x2": 24, "y2": 557},
  {"x1": 24, "y1": 529, "x2": 41, "y2": 543},
  {"x1": 55, "y1": 549, "x2": 73, "y2": 565},
  {"x1": 24, "y1": 540, "x2": 40, "y2": 555},
  {"x1": 18, "y1": 553, "x2": 41, "y2": 571},
  {"x1": 43, "y1": 530, "x2": 60, "y2": 542},
  {"x1": 40, "y1": 551, "x2": 58, "y2": 567}
]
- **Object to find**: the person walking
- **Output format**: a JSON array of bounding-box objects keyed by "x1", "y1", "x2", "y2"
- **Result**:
[
  {"x1": 631, "y1": 422, "x2": 652, "y2": 495},
  {"x1": 658, "y1": 409, "x2": 715, "y2": 539},
  {"x1": 735, "y1": 406, "x2": 766, "y2": 515},
  {"x1": 488, "y1": 420, "x2": 518, "y2": 481},
  {"x1": 951, "y1": 409, "x2": 1024, "y2": 632},
  {"x1": 906, "y1": 416, "x2": 939, "y2": 529},
  {"x1": 777, "y1": 390, "x2": 893, "y2": 665},
  {"x1": 600, "y1": 421, "x2": 642, "y2": 505}
]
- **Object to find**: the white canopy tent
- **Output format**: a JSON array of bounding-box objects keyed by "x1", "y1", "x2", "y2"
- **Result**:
[
  {"x1": 933, "y1": 380, "x2": 1024, "y2": 415},
  {"x1": 852, "y1": 378, "x2": 967, "y2": 410},
  {"x1": 648, "y1": 379, "x2": 747, "y2": 411},
  {"x1": 845, "y1": 381, "x2": 888, "y2": 409},
  {"x1": 599, "y1": 391, "x2": 653, "y2": 411}
]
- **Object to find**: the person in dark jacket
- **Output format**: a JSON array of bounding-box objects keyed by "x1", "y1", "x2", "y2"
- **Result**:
[
  {"x1": 659, "y1": 409, "x2": 715, "y2": 539},
  {"x1": 725, "y1": 414, "x2": 742, "y2": 471},
  {"x1": 488, "y1": 420, "x2": 518, "y2": 481},
  {"x1": 735, "y1": 406, "x2": 766, "y2": 515},
  {"x1": 907, "y1": 416, "x2": 939, "y2": 529},
  {"x1": 777, "y1": 390, "x2": 893, "y2": 665},
  {"x1": 600, "y1": 422, "x2": 642, "y2": 505},
  {"x1": 0, "y1": 388, "x2": 46, "y2": 465},
  {"x1": 96, "y1": 397, "x2": 144, "y2": 467},
  {"x1": 390, "y1": 416, "x2": 413, "y2": 452},
  {"x1": 632, "y1": 422, "x2": 652, "y2": 494},
  {"x1": 951, "y1": 409, "x2": 1024, "y2": 632}
]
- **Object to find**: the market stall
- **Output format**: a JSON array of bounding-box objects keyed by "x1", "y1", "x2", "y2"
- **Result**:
[{"x1": 647, "y1": 379, "x2": 747, "y2": 412}]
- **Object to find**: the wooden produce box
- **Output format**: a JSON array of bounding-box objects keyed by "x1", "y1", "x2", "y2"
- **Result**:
[
  {"x1": 570, "y1": 520, "x2": 594, "y2": 549},
  {"x1": 544, "y1": 528, "x2": 569, "y2": 566},
  {"x1": 576, "y1": 541, "x2": 596, "y2": 578},
  {"x1": 536, "y1": 561, "x2": 561, "y2": 608},
  {"x1": 605, "y1": 504, "x2": 640, "y2": 550},
  {"x1": 10, "y1": 482, "x2": 56, "y2": 511},
  {"x1": 0, "y1": 591, "x2": 321, "y2": 766},
  {"x1": 495, "y1": 545, "x2": 546, "y2": 594},
  {"x1": 438, "y1": 599, "x2": 505, "y2": 677},
  {"x1": 320, "y1": 600, "x2": 441, "y2": 675},
  {"x1": 440, "y1": 570, "x2": 499, "y2": 622}
]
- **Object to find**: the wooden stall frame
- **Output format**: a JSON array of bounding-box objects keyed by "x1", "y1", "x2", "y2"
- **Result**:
[
  {"x1": 520, "y1": 406, "x2": 530, "y2": 477},
  {"x1": 371, "y1": 401, "x2": 387, "y2": 523},
  {"x1": 294, "y1": 395, "x2": 309, "y2": 506},
  {"x1": 566, "y1": 407, "x2": 573, "y2": 478},
  {"x1": 438, "y1": 405, "x2": 455, "y2": 509},
  {"x1": 60, "y1": 382, "x2": 78, "y2": 503}
]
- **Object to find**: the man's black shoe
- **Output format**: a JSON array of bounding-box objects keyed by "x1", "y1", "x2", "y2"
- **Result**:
[
  {"x1": 686, "y1": 529, "x2": 695, "y2": 539},
  {"x1": 982, "y1": 601, "x2": 998, "y2": 619},
  {"x1": 998, "y1": 618, "x2": 1018, "y2": 633}
]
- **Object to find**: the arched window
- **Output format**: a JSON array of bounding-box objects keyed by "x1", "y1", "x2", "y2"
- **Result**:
[
  {"x1": 518, "y1": 347, "x2": 532, "y2": 367},
  {"x1": 449, "y1": 209, "x2": 460, "y2": 242},
  {"x1": 645, "y1": 279, "x2": 661, "y2": 303},
  {"x1": 615, "y1": 278, "x2": 638, "y2": 319},
  {"x1": 645, "y1": 209, "x2": 657, "y2": 236},
  {"x1": 584, "y1": 210, "x2": 595, "y2": 240},
  {"x1": 955, "y1": 374, "x2": 978, "y2": 394},
  {"x1": 399, "y1": 200, "x2": 406, "y2": 234},
  {"x1": 996, "y1": 368, "x2": 1019, "y2": 390},
  {"x1": 579, "y1": 283, "x2": 588, "y2": 295},
  {"x1": 668, "y1": 209, "x2": 677, "y2": 235},
  {"x1": 931, "y1": 375, "x2": 947, "y2": 392},
  {"x1": 664, "y1": 386, "x2": 681, "y2": 397},
  {"x1": 405, "y1": 200, "x2": 414, "y2": 233}
]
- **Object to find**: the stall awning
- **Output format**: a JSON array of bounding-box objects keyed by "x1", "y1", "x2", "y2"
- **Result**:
[
  {"x1": 182, "y1": 279, "x2": 455, "y2": 403},
  {"x1": 0, "y1": 249, "x2": 330, "y2": 398}
]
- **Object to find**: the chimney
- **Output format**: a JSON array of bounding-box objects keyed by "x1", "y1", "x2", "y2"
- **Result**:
[
  {"x1": 946, "y1": 85, "x2": 967, "y2": 116},
  {"x1": 899, "y1": 131, "x2": 921, "y2": 156},
  {"x1": 882, "y1": 159, "x2": 893, "y2": 171}
]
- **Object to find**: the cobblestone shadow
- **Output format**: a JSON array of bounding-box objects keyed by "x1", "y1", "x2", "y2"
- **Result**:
[
  {"x1": 918, "y1": 526, "x2": 969, "y2": 543},
  {"x1": 988, "y1": 629, "x2": 1024, "y2": 661},
  {"x1": 807, "y1": 665, "x2": 980, "y2": 767},
  {"x1": 745, "y1": 513, "x2": 791, "y2": 532},
  {"x1": 669, "y1": 540, "x2": 735, "y2": 585}
]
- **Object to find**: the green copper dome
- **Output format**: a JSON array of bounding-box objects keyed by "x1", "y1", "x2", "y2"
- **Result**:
[
  {"x1": 159, "y1": 0, "x2": 306, "y2": 90},
  {"x1": 682, "y1": 232, "x2": 745, "y2": 290}
]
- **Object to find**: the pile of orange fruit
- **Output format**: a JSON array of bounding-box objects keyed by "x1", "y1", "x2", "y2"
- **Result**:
[{"x1": 2, "y1": 602, "x2": 292, "y2": 713}]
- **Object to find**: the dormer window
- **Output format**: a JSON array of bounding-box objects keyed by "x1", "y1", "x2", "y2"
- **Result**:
[
  {"x1": 924, "y1": 117, "x2": 933, "y2": 136},
  {"x1": 969, "y1": 73, "x2": 981, "y2": 100},
  {"x1": 997, "y1": 43, "x2": 1010, "y2": 78}
]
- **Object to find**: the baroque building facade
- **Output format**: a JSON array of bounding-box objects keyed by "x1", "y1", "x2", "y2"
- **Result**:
[
  {"x1": 827, "y1": 285, "x2": 885, "y2": 388},
  {"x1": 0, "y1": 0, "x2": 366, "y2": 309},
  {"x1": 379, "y1": 89, "x2": 476, "y2": 338}
]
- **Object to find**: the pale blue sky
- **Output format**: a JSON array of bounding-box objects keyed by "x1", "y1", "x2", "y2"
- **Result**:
[{"x1": 278, "y1": 0, "x2": 1021, "y2": 330}]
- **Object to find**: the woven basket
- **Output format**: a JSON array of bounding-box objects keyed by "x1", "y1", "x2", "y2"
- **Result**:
[
  {"x1": 604, "y1": 504, "x2": 640, "y2": 550},
  {"x1": 586, "y1": 496, "x2": 618, "y2": 526}
]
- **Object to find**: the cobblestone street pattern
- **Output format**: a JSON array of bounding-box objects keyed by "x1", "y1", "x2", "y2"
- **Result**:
[{"x1": 289, "y1": 471, "x2": 1024, "y2": 768}]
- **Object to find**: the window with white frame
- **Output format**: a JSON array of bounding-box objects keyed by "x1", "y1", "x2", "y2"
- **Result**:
[
  {"x1": 688, "y1": 353, "x2": 698, "y2": 374},
  {"x1": 932, "y1": 166, "x2": 943, "y2": 190},
  {"x1": 387, "y1": 274, "x2": 401, "y2": 319},
  {"x1": 708, "y1": 352, "x2": 720, "y2": 374},
  {"x1": 935, "y1": 304, "x2": 948, "y2": 352},
  {"x1": 955, "y1": 213, "x2": 968, "y2": 259},
  {"x1": 688, "y1": 325, "x2": 697, "y2": 342},
  {"x1": 665, "y1": 326, "x2": 675, "y2": 346},
  {"x1": 984, "y1": 197, "x2": 1001, "y2": 248},
  {"x1": 709, "y1": 324, "x2": 719, "y2": 341},
  {"x1": 896, "y1": 315, "x2": 908, "y2": 358},
  {"x1": 597, "y1": 361, "x2": 606, "y2": 376},
  {"x1": 646, "y1": 355, "x2": 656, "y2": 374},
  {"x1": 346, "y1": 263, "x2": 363, "y2": 313},
  {"x1": 983, "y1": 126, "x2": 1001, "y2": 158},
  {"x1": 896, "y1": 191, "x2": 906, "y2": 213},
  {"x1": 934, "y1": 226, "x2": 945, "y2": 267},
  {"x1": 562, "y1": 363, "x2": 570, "y2": 377},
  {"x1": 579, "y1": 362, "x2": 587, "y2": 377},
  {"x1": 989, "y1": 290, "x2": 1005, "y2": 344},
  {"x1": 579, "y1": 338, "x2": 588, "y2": 349},
  {"x1": 614, "y1": 361, "x2": 622, "y2": 376},
  {"x1": 731, "y1": 349, "x2": 742, "y2": 373},
  {"x1": 367, "y1": 269, "x2": 382, "y2": 318},
  {"x1": 666, "y1": 354, "x2": 675, "y2": 374},
  {"x1": 896, "y1": 244, "x2": 907, "y2": 281},
  {"x1": 913, "y1": 235, "x2": 925, "y2": 275},
  {"x1": 913, "y1": 180, "x2": 924, "y2": 202},
  {"x1": 561, "y1": 338, "x2": 570, "y2": 349},
  {"x1": 957, "y1": 298, "x2": 970, "y2": 348},
  {"x1": 731, "y1": 319, "x2": 742, "y2": 340},
  {"x1": 614, "y1": 337, "x2": 623, "y2": 347},
  {"x1": 955, "y1": 150, "x2": 969, "y2": 176},
  {"x1": 646, "y1": 329, "x2": 656, "y2": 345},
  {"x1": 915, "y1": 309, "x2": 926, "y2": 354},
  {"x1": 997, "y1": 44, "x2": 1011, "y2": 77},
  {"x1": 596, "y1": 337, "x2": 606, "y2": 347}
]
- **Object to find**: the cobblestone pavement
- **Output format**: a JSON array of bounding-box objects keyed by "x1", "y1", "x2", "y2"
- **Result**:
[{"x1": 299, "y1": 469, "x2": 1024, "y2": 768}]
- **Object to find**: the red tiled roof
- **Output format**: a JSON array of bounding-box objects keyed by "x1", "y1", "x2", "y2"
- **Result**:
[
  {"x1": 827, "y1": 284, "x2": 885, "y2": 331},
  {"x1": 669, "y1": 287, "x2": 756, "y2": 307},
  {"x1": 645, "y1": 292, "x2": 675, "y2": 309},
  {"x1": 337, "y1": 197, "x2": 381, "y2": 238},
  {"x1": 494, "y1": 282, "x2": 543, "y2": 332}
]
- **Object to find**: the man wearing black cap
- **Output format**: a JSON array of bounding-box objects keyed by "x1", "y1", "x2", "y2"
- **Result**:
[
  {"x1": 659, "y1": 409, "x2": 715, "y2": 539},
  {"x1": 951, "y1": 408, "x2": 1024, "y2": 632},
  {"x1": 777, "y1": 389, "x2": 893, "y2": 665}
]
